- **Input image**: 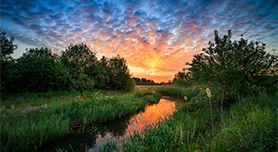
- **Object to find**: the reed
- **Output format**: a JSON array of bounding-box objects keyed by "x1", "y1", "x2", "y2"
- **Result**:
[
  {"x1": 1, "y1": 89, "x2": 161, "y2": 152},
  {"x1": 100, "y1": 86, "x2": 277, "y2": 151}
]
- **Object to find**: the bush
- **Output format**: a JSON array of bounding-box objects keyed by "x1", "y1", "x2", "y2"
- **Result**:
[
  {"x1": 14, "y1": 48, "x2": 69, "y2": 92},
  {"x1": 84, "y1": 56, "x2": 111, "y2": 90},
  {"x1": 186, "y1": 30, "x2": 278, "y2": 100},
  {"x1": 68, "y1": 72, "x2": 94, "y2": 91},
  {"x1": 172, "y1": 68, "x2": 192, "y2": 87},
  {"x1": 61, "y1": 43, "x2": 96, "y2": 91}
]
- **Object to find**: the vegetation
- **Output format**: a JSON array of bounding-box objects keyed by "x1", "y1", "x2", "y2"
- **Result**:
[
  {"x1": 185, "y1": 30, "x2": 277, "y2": 100},
  {"x1": 1, "y1": 30, "x2": 18, "y2": 93},
  {"x1": 172, "y1": 68, "x2": 192, "y2": 87},
  {"x1": 1, "y1": 89, "x2": 161, "y2": 152},
  {"x1": 1, "y1": 31, "x2": 135, "y2": 93},
  {"x1": 100, "y1": 86, "x2": 277, "y2": 151},
  {"x1": 133, "y1": 77, "x2": 160, "y2": 85}
]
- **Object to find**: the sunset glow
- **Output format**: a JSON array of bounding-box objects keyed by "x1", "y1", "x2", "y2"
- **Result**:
[{"x1": 1, "y1": 0, "x2": 277, "y2": 82}]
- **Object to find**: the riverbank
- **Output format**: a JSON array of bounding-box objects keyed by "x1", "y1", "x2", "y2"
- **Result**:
[
  {"x1": 1, "y1": 88, "x2": 161, "y2": 152},
  {"x1": 101, "y1": 86, "x2": 278, "y2": 151}
]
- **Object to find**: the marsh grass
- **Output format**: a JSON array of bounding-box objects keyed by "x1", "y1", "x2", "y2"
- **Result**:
[
  {"x1": 1, "y1": 89, "x2": 161, "y2": 152},
  {"x1": 100, "y1": 86, "x2": 277, "y2": 151}
]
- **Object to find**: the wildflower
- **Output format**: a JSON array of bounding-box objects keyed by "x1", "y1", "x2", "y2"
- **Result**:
[
  {"x1": 206, "y1": 88, "x2": 211, "y2": 98},
  {"x1": 184, "y1": 96, "x2": 188, "y2": 101},
  {"x1": 11, "y1": 105, "x2": 15, "y2": 109},
  {"x1": 34, "y1": 106, "x2": 39, "y2": 111}
]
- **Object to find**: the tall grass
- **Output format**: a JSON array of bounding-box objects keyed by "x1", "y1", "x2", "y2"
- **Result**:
[
  {"x1": 100, "y1": 86, "x2": 277, "y2": 151},
  {"x1": 1, "y1": 89, "x2": 161, "y2": 152}
]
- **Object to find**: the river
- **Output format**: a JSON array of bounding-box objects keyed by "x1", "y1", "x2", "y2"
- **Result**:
[{"x1": 40, "y1": 96, "x2": 184, "y2": 152}]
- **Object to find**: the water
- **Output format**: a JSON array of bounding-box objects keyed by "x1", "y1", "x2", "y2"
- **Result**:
[{"x1": 40, "y1": 96, "x2": 184, "y2": 152}]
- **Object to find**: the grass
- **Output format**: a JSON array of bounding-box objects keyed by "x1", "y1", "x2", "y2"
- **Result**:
[
  {"x1": 1, "y1": 87, "x2": 161, "y2": 152},
  {"x1": 100, "y1": 86, "x2": 278, "y2": 151}
]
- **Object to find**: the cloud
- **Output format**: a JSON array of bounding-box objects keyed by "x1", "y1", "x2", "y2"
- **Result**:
[{"x1": 1, "y1": 0, "x2": 277, "y2": 81}]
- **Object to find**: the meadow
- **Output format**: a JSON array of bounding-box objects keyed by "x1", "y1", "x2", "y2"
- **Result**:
[
  {"x1": 0, "y1": 88, "x2": 161, "y2": 152},
  {"x1": 100, "y1": 85, "x2": 278, "y2": 151}
]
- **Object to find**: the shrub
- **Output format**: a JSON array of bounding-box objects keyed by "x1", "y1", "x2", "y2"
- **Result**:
[
  {"x1": 61, "y1": 43, "x2": 96, "y2": 91},
  {"x1": 186, "y1": 30, "x2": 278, "y2": 100},
  {"x1": 14, "y1": 48, "x2": 69, "y2": 92},
  {"x1": 172, "y1": 68, "x2": 192, "y2": 87}
]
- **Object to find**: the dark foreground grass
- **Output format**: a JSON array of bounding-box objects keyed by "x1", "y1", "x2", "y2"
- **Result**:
[
  {"x1": 100, "y1": 86, "x2": 278, "y2": 151},
  {"x1": 1, "y1": 89, "x2": 161, "y2": 152}
]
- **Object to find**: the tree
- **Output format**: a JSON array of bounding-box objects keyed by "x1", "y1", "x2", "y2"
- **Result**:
[
  {"x1": 173, "y1": 68, "x2": 192, "y2": 86},
  {"x1": 186, "y1": 30, "x2": 278, "y2": 99},
  {"x1": 108, "y1": 54, "x2": 135, "y2": 91},
  {"x1": 61, "y1": 42, "x2": 97, "y2": 72},
  {"x1": 61, "y1": 43, "x2": 96, "y2": 91},
  {"x1": 84, "y1": 56, "x2": 111, "y2": 90},
  {"x1": 0, "y1": 30, "x2": 18, "y2": 93},
  {"x1": 0, "y1": 30, "x2": 17, "y2": 61},
  {"x1": 14, "y1": 47, "x2": 69, "y2": 92}
]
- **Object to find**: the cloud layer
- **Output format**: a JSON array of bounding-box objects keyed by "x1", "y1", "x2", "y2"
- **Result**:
[{"x1": 1, "y1": 0, "x2": 277, "y2": 82}]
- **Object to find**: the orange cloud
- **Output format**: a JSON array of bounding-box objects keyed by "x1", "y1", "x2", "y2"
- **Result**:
[{"x1": 85, "y1": 22, "x2": 203, "y2": 83}]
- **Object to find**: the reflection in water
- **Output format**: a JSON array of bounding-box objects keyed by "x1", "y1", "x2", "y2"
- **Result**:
[{"x1": 40, "y1": 96, "x2": 184, "y2": 152}]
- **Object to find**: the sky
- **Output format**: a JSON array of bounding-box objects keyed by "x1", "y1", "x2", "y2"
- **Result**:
[{"x1": 1, "y1": 0, "x2": 277, "y2": 83}]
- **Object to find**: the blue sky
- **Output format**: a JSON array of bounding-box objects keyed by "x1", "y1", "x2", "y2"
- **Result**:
[{"x1": 1, "y1": 0, "x2": 277, "y2": 82}]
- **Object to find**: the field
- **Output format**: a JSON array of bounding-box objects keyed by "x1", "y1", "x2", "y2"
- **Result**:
[
  {"x1": 1, "y1": 85, "x2": 277, "y2": 152},
  {"x1": 1, "y1": 87, "x2": 161, "y2": 152},
  {"x1": 101, "y1": 85, "x2": 278, "y2": 151}
]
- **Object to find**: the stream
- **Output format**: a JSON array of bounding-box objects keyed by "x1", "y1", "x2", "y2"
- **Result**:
[{"x1": 40, "y1": 96, "x2": 184, "y2": 152}]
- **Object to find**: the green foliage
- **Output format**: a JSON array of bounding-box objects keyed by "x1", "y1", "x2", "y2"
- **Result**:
[
  {"x1": 1, "y1": 47, "x2": 69, "y2": 93},
  {"x1": 14, "y1": 48, "x2": 69, "y2": 92},
  {"x1": 108, "y1": 55, "x2": 134, "y2": 91},
  {"x1": 84, "y1": 56, "x2": 111, "y2": 90},
  {"x1": 1, "y1": 30, "x2": 135, "y2": 93},
  {"x1": 211, "y1": 92, "x2": 277, "y2": 151},
  {"x1": 1, "y1": 60, "x2": 17, "y2": 93},
  {"x1": 123, "y1": 77, "x2": 136, "y2": 92},
  {"x1": 172, "y1": 68, "x2": 192, "y2": 87},
  {"x1": 154, "y1": 86, "x2": 199, "y2": 100},
  {"x1": 84, "y1": 54, "x2": 135, "y2": 92},
  {"x1": 186, "y1": 30, "x2": 278, "y2": 99},
  {"x1": 1, "y1": 90, "x2": 161, "y2": 152},
  {"x1": 0, "y1": 29, "x2": 17, "y2": 61},
  {"x1": 67, "y1": 73, "x2": 94, "y2": 91},
  {"x1": 61, "y1": 42, "x2": 97, "y2": 72},
  {"x1": 101, "y1": 86, "x2": 277, "y2": 151},
  {"x1": 61, "y1": 43, "x2": 96, "y2": 91},
  {"x1": 0, "y1": 29, "x2": 18, "y2": 93}
]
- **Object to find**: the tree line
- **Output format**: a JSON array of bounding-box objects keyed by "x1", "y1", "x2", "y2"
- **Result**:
[
  {"x1": 133, "y1": 77, "x2": 159, "y2": 85},
  {"x1": 0, "y1": 30, "x2": 135, "y2": 93}
]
